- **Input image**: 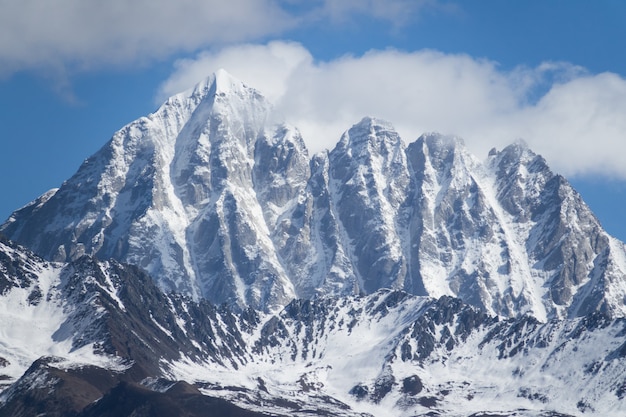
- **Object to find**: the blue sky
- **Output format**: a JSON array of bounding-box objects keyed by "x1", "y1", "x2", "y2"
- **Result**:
[{"x1": 1, "y1": 0, "x2": 625, "y2": 241}]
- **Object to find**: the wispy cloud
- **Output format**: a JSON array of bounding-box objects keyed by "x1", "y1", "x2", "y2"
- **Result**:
[
  {"x1": 0, "y1": 0, "x2": 294, "y2": 75},
  {"x1": 157, "y1": 41, "x2": 626, "y2": 179},
  {"x1": 0, "y1": 0, "x2": 447, "y2": 77},
  {"x1": 157, "y1": 41, "x2": 313, "y2": 104}
]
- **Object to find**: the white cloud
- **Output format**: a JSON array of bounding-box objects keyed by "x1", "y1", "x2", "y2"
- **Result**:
[
  {"x1": 156, "y1": 41, "x2": 313, "y2": 103},
  {"x1": 0, "y1": 0, "x2": 449, "y2": 77},
  {"x1": 157, "y1": 41, "x2": 626, "y2": 179},
  {"x1": 0, "y1": 0, "x2": 294, "y2": 75},
  {"x1": 515, "y1": 73, "x2": 626, "y2": 177}
]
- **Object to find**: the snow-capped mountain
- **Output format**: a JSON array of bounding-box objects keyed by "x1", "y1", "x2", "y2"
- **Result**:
[
  {"x1": 2, "y1": 70, "x2": 302, "y2": 312},
  {"x1": 3, "y1": 70, "x2": 625, "y2": 319},
  {"x1": 0, "y1": 239, "x2": 625, "y2": 416}
]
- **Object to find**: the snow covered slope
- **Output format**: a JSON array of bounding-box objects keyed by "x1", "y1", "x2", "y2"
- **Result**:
[
  {"x1": 1, "y1": 238, "x2": 624, "y2": 416},
  {"x1": 0, "y1": 238, "x2": 127, "y2": 390},
  {"x1": 167, "y1": 290, "x2": 626, "y2": 417},
  {"x1": 3, "y1": 70, "x2": 626, "y2": 319}
]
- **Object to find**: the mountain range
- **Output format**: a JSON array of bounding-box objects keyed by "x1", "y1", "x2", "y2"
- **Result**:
[{"x1": 0, "y1": 70, "x2": 625, "y2": 416}]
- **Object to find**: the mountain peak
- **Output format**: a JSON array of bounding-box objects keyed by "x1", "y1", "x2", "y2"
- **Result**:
[
  {"x1": 350, "y1": 116, "x2": 397, "y2": 137},
  {"x1": 354, "y1": 116, "x2": 394, "y2": 130},
  {"x1": 493, "y1": 139, "x2": 536, "y2": 161},
  {"x1": 175, "y1": 69, "x2": 262, "y2": 108},
  {"x1": 334, "y1": 116, "x2": 404, "y2": 159},
  {"x1": 212, "y1": 68, "x2": 250, "y2": 94},
  {"x1": 488, "y1": 138, "x2": 551, "y2": 189},
  {"x1": 418, "y1": 131, "x2": 465, "y2": 152},
  {"x1": 409, "y1": 132, "x2": 472, "y2": 178}
]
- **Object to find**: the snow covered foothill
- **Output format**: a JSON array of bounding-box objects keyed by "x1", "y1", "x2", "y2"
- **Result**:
[
  {"x1": 0, "y1": 237, "x2": 625, "y2": 416},
  {"x1": 163, "y1": 290, "x2": 626, "y2": 417},
  {"x1": 0, "y1": 239, "x2": 129, "y2": 391}
]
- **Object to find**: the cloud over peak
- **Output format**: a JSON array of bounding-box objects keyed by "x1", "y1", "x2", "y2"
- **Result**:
[{"x1": 157, "y1": 42, "x2": 626, "y2": 179}]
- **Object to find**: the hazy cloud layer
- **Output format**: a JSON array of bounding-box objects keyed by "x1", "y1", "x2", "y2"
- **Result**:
[
  {"x1": 157, "y1": 42, "x2": 626, "y2": 179},
  {"x1": 0, "y1": 0, "x2": 293, "y2": 75},
  {"x1": 0, "y1": 0, "x2": 442, "y2": 76}
]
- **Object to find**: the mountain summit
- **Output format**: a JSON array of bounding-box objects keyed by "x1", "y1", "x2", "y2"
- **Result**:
[
  {"x1": 3, "y1": 70, "x2": 626, "y2": 318},
  {"x1": 2, "y1": 70, "x2": 302, "y2": 312}
]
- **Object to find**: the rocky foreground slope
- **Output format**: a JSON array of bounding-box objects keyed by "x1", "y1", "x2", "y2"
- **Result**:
[{"x1": 0, "y1": 237, "x2": 625, "y2": 416}]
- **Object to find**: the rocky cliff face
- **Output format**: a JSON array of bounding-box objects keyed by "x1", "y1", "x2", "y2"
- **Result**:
[{"x1": 3, "y1": 71, "x2": 626, "y2": 320}]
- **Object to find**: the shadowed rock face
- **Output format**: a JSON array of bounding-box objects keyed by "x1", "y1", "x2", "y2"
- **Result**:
[
  {"x1": 0, "y1": 358, "x2": 121, "y2": 417},
  {"x1": 77, "y1": 381, "x2": 269, "y2": 417},
  {"x1": 3, "y1": 72, "x2": 626, "y2": 320},
  {"x1": 0, "y1": 361, "x2": 267, "y2": 417}
]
